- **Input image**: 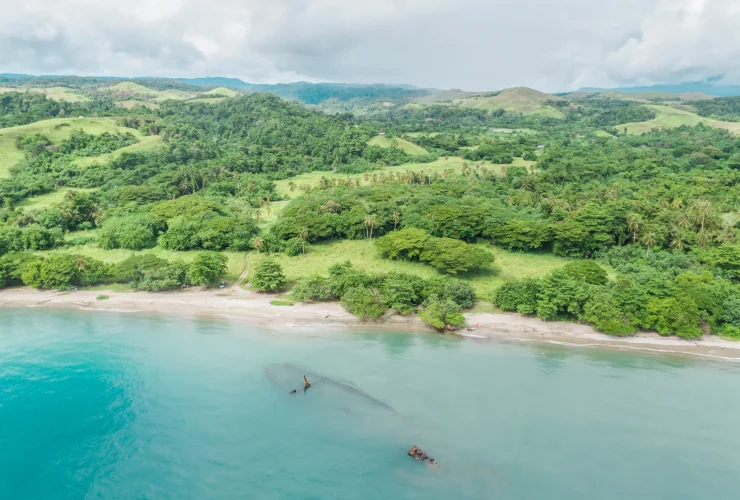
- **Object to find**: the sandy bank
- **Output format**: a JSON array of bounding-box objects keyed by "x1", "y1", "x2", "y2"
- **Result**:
[{"x1": 2, "y1": 287, "x2": 739, "y2": 360}]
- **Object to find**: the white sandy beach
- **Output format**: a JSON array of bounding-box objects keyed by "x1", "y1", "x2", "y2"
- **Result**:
[{"x1": 2, "y1": 286, "x2": 739, "y2": 360}]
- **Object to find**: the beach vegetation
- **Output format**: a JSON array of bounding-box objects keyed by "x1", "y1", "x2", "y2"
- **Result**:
[
  {"x1": 251, "y1": 260, "x2": 286, "y2": 292},
  {"x1": 188, "y1": 251, "x2": 228, "y2": 286}
]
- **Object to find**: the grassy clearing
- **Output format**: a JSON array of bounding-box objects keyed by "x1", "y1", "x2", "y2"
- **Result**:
[
  {"x1": 74, "y1": 135, "x2": 163, "y2": 167},
  {"x1": 30, "y1": 87, "x2": 89, "y2": 102},
  {"x1": 205, "y1": 87, "x2": 238, "y2": 98},
  {"x1": 417, "y1": 87, "x2": 565, "y2": 119},
  {"x1": 0, "y1": 87, "x2": 88, "y2": 102},
  {"x1": 103, "y1": 82, "x2": 159, "y2": 96},
  {"x1": 247, "y1": 239, "x2": 575, "y2": 299},
  {"x1": 0, "y1": 117, "x2": 144, "y2": 178},
  {"x1": 19, "y1": 188, "x2": 99, "y2": 211},
  {"x1": 620, "y1": 105, "x2": 740, "y2": 135},
  {"x1": 368, "y1": 135, "x2": 428, "y2": 155},
  {"x1": 274, "y1": 156, "x2": 534, "y2": 199}
]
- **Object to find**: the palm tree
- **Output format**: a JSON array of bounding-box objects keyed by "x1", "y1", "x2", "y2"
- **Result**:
[
  {"x1": 392, "y1": 211, "x2": 400, "y2": 231},
  {"x1": 288, "y1": 181, "x2": 296, "y2": 192},
  {"x1": 364, "y1": 215, "x2": 378, "y2": 240},
  {"x1": 253, "y1": 237, "x2": 264, "y2": 255},
  {"x1": 692, "y1": 199, "x2": 712, "y2": 231},
  {"x1": 671, "y1": 198, "x2": 684, "y2": 210},
  {"x1": 256, "y1": 209, "x2": 262, "y2": 224},
  {"x1": 716, "y1": 225, "x2": 736, "y2": 244},
  {"x1": 697, "y1": 228, "x2": 711, "y2": 251},
  {"x1": 640, "y1": 230, "x2": 657, "y2": 254},
  {"x1": 669, "y1": 228, "x2": 688, "y2": 251},
  {"x1": 626, "y1": 213, "x2": 644, "y2": 243},
  {"x1": 299, "y1": 227, "x2": 309, "y2": 255}
]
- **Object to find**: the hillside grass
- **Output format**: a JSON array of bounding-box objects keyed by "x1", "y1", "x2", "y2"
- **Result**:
[
  {"x1": 620, "y1": 105, "x2": 740, "y2": 135},
  {"x1": 274, "y1": 156, "x2": 534, "y2": 199},
  {"x1": 19, "y1": 188, "x2": 99, "y2": 211},
  {"x1": 368, "y1": 135, "x2": 428, "y2": 155},
  {"x1": 74, "y1": 135, "x2": 163, "y2": 167},
  {"x1": 247, "y1": 239, "x2": 576, "y2": 299},
  {"x1": 205, "y1": 87, "x2": 238, "y2": 98},
  {"x1": 0, "y1": 87, "x2": 88, "y2": 102},
  {"x1": 417, "y1": 87, "x2": 565, "y2": 119},
  {"x1": 0, "y1": 117, "x2": 143, "y2": 178},
  {"x1": 104, "y1": 82, "x2": 159, "y2": 96}
]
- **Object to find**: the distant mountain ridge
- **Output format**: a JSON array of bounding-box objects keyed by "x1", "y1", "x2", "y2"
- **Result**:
[{"x1": 580, "y1": 82, "x2": 740, "y2": 97}]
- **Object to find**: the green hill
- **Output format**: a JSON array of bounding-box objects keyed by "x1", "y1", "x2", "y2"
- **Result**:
[
  {"x1": 368, "y1": 135, "x2": 428, "y2": 155},
  {"x1": 104, "y1": 82, "x2": 159, "y2": 96},
  {"x1": 415, "y1": 87, "x2": 565, "y2": 118},
  {"x1": 618, "y1": 105, "x2": 740, "y2": 134},
  {"x1": 0, "y1": 117, "x2": 146, "y2": 178},
  {"x1": 205, "y1": 87, "x2": 239, "y2": 98}
]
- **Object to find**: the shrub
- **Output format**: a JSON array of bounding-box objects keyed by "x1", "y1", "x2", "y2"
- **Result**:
[
  {"x1": 644, "y1": 296, "x2": 703, "y2": 339},
  {"x1": 419, "y1": 299, "x2": 466, "y2": 331},
  {"x1": 536, "y1": 269, "x2": 594, "y2": 321},
  {"x1": 341, "y1": 286, "x2": 386, "y2": 319},
  {"x1": 252, "y1": 260, "x2": 286, "y2": 292},
  {"x1": 420, "y1": 238, "x2": 494, "y2": 274},
  {"x1": 0, "y1": 253, "x2": 41, "y2": 288},
  {"x1": 563, "y1": 260, "x2": 609, "y2": 285},
  {"x1": 493, "y1": 278, "x2": 541, "y2": 314},
  {"x1": 284, "y1": 237, "x2": 303, "y2": 257},
  {"x1": 423, "y1": 277, "x2": 476, "y2": 308},
  {"x1": 381, "y1": 272, "x2": 426, "y2": 314},
  {"x1": 582, "y1": 291, "x2": 636, "y2": 336},
  {"x1": 328, "y1": 261, "x2": 377, "y2": 297},
  {"x1": 21, "y1": 254, "x2": 108, "y2": 290},
  {"x1": 98, "y1": 215, "x2": 158, "y2": 250},
  {"x1": 188, "y1": 252, "x2": 228, "y2": 286},
  {"x1": 292, "y1": 275, "x2": 337, "y2": 301},
  {"x1": 374, "y1": 228, "x2": 431, "y2": 260}
]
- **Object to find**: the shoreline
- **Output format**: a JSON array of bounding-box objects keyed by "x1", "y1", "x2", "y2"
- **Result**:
[{"x1": 2, "y1": 287, "x2": 740, "y2": 360}]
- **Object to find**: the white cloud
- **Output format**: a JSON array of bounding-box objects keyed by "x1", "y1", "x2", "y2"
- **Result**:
[{"x1": 0, "y1": 0, "x2": 735, "y2": 91}]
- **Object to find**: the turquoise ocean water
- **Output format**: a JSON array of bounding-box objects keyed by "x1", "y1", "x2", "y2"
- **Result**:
[{"x1": 2, "y1": 308, "x2": 740, "y2": 499}]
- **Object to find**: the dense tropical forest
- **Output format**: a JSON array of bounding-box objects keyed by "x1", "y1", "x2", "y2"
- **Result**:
[{"x1": 3, "y1": 78, "x2": 740, "y2": 338}]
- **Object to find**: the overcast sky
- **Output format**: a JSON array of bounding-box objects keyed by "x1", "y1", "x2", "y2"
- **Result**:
[{"x1": 0, "y1": 0, "x2": 737, "y2": 92}]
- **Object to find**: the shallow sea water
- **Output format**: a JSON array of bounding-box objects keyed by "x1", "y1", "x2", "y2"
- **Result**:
[{"x1": 2, "y1": 308, "x2": 740, "y2": 499}]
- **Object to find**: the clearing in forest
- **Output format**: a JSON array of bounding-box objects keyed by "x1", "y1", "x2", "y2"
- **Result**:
[
  {"x1": 413, "y1": 87, "x2": 565, "y2": 119},
  {"x1": 367, "y1": 135, "x2": 428, "y2": 155},
  {"x1": 619, "y1": 105, "x2": 740, "y2": 135},
  {"x1": 18, "y1": 188, "x2": 99, "y2": 211},
  {"x1": 0, "y1": 117, "x2": 153, "y2": 178},
  {"x1": 274, "y1": 156, "x2": 535, "y2": 199},
  {"x1": 247, "y1": 239, "x2": 577, "y2": 299}
]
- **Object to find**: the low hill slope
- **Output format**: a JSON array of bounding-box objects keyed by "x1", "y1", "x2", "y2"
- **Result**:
[
  {"x1": 415, "y1": 87, "x2": 565, "y2": 118},
  {"x1": 205, "y1": 87, "x2": 239, "y2": 97},
  {"x1": 0, "y1": 117, "x2": 147, "y2": 178},
  {"x1": 618, "y1": 105, "x2": 740, "y2": 134},
  {"x1": 368, "y1": 135, "x2": 428, "y2": 155}
]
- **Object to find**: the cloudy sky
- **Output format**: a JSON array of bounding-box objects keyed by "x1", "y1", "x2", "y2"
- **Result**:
[{"x1": 0, "y1": 0, "x2": 736, "y2": 91}]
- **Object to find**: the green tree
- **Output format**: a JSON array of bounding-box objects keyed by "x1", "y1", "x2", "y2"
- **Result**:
[
  {"x1": 644, "y1": 296, "x2": 702, "y2": 339},
  {"x1": 188, "y1": 252, "x2": 228, "y2": 286},
  {"x1": 252, "y1": 259, "x2": 286, "y2": 291},
  {"x1": 493, "y1": 278, "x2": 541, "y2": 314},
  {"x1": 562, "y1": 260, "x2": 609, "y2": 285},
  {"x1": 419, "y1": 299, "x2": 466, "y2": 331},
  {"x1": 341, "y1": 286, "x2": 386, "y2": 319},
  {"x1": 420, "y1": 238, "x2": 494, "y2": 274}
]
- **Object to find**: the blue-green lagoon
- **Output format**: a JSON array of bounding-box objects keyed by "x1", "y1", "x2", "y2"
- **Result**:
[{"x1": 2, "y1": 308, "x2": 740, "y2": 499}]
